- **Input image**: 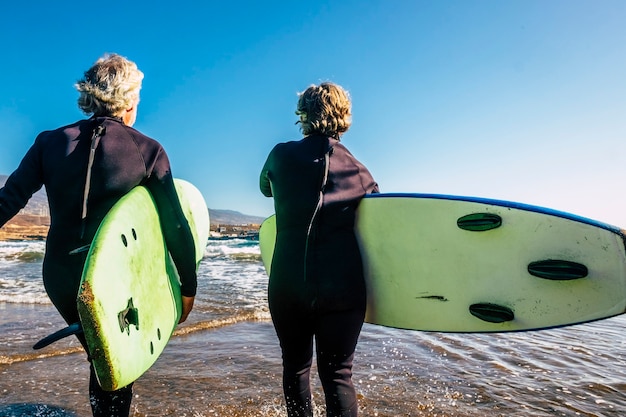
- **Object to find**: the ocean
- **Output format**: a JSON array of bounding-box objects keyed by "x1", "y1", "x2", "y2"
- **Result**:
[{"x1": 1, "y1": 238, "x2": 626, "y2": 417}]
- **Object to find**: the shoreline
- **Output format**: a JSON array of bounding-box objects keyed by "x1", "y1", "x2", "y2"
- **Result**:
[
  {"x1": 0, "y1": 214, "x2": 264, "y2": 242},
  {"x1": 0, "y1": 214, "x2": 49, "y2": 241}
]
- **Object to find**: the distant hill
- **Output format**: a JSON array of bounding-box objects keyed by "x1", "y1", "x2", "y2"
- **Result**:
[
  {"x1": 0, "y1": 174, "x2": 49, "y2": 216},
  {"x1": 1, "y1": 174, "x2": 264, "y2": 225},
  {"x1": 209, "y1": 209, "x2": 265, "y2": 226}
]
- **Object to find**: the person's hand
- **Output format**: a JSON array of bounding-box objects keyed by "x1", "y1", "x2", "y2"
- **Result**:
[{"x1": 179, "y1": 295, "x2": 195, "y2": 323}]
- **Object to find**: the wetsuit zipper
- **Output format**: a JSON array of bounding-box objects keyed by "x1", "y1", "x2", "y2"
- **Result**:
[
  {"x1": 79, "y1": 123, "x2": 105, "y2": 241},
  {"x1": 303, "y1": 147, "x2": 331, "y2": 281}
]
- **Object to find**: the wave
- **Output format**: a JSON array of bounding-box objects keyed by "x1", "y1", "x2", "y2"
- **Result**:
[
  {"x1": 0, "y1": 241, "x2": 46, "y2": 264},
  {"x1": 0, "y1": 346, "x2": 84, "y2": 365},
  {"x1": 0, "y1": 239, "x2": 262, "y2": 264},
  {"x1": 204, "y1": 239, "x2": 261, "y2": 262},
  {"x1": 0, "y1": 278, "x2": 50, "y2": 304},
  {"x1": 0, "y1": 312, "x2": 271, "y2": 366},
  {"x1": 3, "y1": 250, "x2": 45, "y2": 263},
  {"x1": 228, "y1": 252, "x2": 262, "y2": 262},
  {"x1": 0, "y1": 294, "x2": 51, "y2": 304},
  {"x1": 174, "y1": 311, "x2": 271, "y2": 336}
]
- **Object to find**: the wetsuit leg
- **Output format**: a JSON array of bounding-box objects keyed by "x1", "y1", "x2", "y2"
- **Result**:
[
  {"x1": 270, "y1": 302, "x2": 315, "y2": 417},
  {"x1": 314, "y1": 308, "x2": 365, "y2": 417},
  {"x1": 89, "y1": 365, "x2": 133, "y2": 417}
]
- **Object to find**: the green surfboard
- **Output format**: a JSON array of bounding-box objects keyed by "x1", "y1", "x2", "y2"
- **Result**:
[
  {"x1": 77, "y1": 179, "x2": 209, "y2": 391},
  {"x1": 259, "y1": 194, "x2": 626, "y2": 333}
]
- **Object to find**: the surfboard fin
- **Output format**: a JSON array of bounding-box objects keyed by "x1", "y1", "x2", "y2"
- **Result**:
[
  {"x1": 528, "y1": 260, "x2": 588, "y2": 280},
  {"x1": 457, "y1": 213, "x2": 502, "y2": 231},
  {"x1": 469, "y1": 303, "x2": 515, "y2": 323},
  {"x1": 33, "y1": 322, "x2": 83, "y2": 350}
]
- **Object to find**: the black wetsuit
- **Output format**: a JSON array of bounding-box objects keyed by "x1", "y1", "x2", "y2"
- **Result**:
[
  {"x1": 260, "y1": 134, "x2": 378, "y2": 417},
  {"x1": 0, "y1": 116, "x2": 197, "y2": 416}
]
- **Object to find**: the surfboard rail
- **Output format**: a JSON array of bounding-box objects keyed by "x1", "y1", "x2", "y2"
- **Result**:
[{"x1": 363, "y1": 192, "x2": 624, "y2": 235}]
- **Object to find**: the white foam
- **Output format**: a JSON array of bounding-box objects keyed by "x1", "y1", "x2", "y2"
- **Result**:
[
  {"x1": 0, "y1": 241, "x2": 45, "y2": 261},
  {"x1": 0, "y1": 277, "x2": 49, "y2": 304}
]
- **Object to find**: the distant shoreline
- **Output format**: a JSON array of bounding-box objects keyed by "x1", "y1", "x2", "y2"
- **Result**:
[
  {"x1": 0, "y1": 213, "x2": 263, "y2": 242},
  {"x1": 0, "y1": 214, "x2": 49, "y2": 241}
]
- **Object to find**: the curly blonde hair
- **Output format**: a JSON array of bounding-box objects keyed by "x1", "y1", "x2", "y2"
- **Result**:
[
  {"x1": 75, "y1": 53, "x2": 144, "y2": 117},
  {"x1": 296, "y1": 82, "x2": 352, "y2": 139}
]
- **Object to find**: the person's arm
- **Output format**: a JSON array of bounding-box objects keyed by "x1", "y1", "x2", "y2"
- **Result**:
[
  {"x1": 144, "y1": 152, "x2": 197, "y2": 323},
  {"x1": 260, "y1": 164, "x2": 272, "y2": 197},
  {"x1": 179, "y1": 295, "x2": 195, "y2": 323},
  {"x1": 343, "y1": 144, "x2": 379, "y2": 195},
  {"x1": 260, "y1": 148, "x2": 276, "y2": 198},
  {"x1": 0, "y1": 138, "x2": 44, "y2": 227},
  {"x1": 336, "y1": 143, "x2": 379, "y2": 197},
  {"x1": 365, "y1": 175, "x2": 379, "y2": 194}
]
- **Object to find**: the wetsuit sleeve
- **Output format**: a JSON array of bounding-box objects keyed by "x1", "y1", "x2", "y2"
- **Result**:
[
  {"x1": 260, "y1": 151, "x2": 273, "y2": 197},
  {"x1": 144, "y1": 151, "x2": 198, "y2": 297},
  {"x1": 362, "y1": 170, "x2": 379, "y2": 195},
  {"x1": 328, "y1": 144, "x2": 380, "y2": 201},
  {"x1": 346, "y1": 146, "x2": 379, "y2": 195},
  {"x1": 0, "y1": 138, "x2": 44, "y2": 227}
]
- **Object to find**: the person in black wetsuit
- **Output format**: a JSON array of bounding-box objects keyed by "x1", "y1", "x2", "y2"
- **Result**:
[
  {"x1": 0, "y1": 54, "x2": 197, "y2": 417},
  {"x1": 260, "y1": 82, "x2": 379, "y2": 417}
]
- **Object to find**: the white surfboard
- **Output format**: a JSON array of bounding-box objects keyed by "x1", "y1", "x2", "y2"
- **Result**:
[{"x1": 259, "y1": 194, "x2": 626, "y2": 332}]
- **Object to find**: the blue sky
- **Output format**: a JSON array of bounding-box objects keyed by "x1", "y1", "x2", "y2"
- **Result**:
[{"x1": 1, "y1": 0, "x2": 625, "y2": 226}]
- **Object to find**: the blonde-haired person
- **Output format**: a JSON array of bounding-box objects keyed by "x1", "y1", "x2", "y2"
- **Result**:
[
  {"x1": 0, "y1": 53, "x2": 197, "y2": 417},
  {"x1": 76, "y1": 53, "x2": 144, "y2": 120},
  {"x1": 260, "y1": 82, "x2": 379, "y2": 417}
]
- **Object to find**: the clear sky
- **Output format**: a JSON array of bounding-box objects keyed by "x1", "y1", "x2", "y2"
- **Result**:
[{"x1": 1, "y1": 0, "x2": 625, "y2": 226}]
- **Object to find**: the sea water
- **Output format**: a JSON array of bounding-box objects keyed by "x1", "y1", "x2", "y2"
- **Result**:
[{"x1": 1, "y1": 238, "x2": 626, "y2": 416}]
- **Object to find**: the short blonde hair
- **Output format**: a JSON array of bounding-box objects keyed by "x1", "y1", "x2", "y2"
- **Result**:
[
  {"x1": 296, "y1": 82, "x2": 352, "y2": 139},
  {"x1": 75, "y1": 53, "x2": 144, "y2": 117}
]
